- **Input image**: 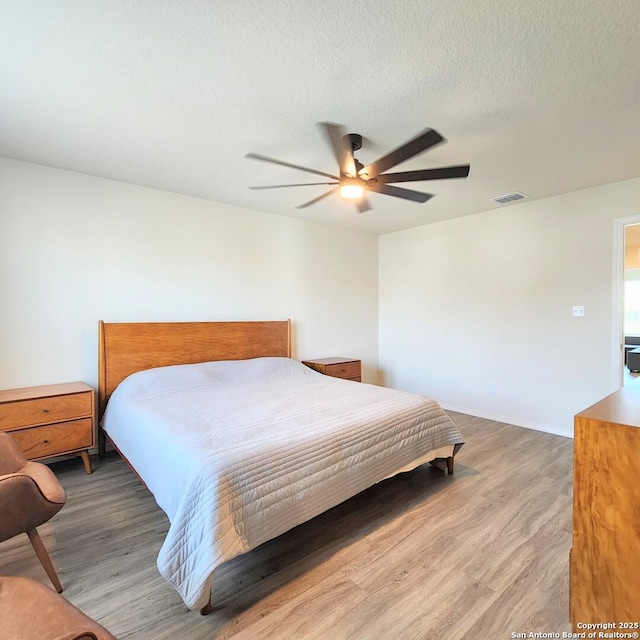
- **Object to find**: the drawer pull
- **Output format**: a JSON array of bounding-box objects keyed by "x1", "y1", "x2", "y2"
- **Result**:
[{"x1": 42, "y1": 408, "x2": 49, "y2": 413}]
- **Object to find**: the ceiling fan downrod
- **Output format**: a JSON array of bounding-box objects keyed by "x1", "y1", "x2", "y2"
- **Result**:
[{"x1": 346, "y1": 133, "x2": 364, "y2": 174}]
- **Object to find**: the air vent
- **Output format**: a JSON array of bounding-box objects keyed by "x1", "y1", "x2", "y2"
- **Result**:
[{"x1": 491, "y1": 192, "x2": 528, "y2": 204}]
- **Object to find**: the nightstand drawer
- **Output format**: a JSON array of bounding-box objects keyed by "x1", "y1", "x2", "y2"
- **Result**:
[
  {"x1": 0, "y1": 392, "x2": 92, "y2": 431},
  {"x1": 324, "y1": 361, "x2": 361, "y2": 379},
  {"x1": 10, "y1": 419, "x2": 93, "y2": 459}
]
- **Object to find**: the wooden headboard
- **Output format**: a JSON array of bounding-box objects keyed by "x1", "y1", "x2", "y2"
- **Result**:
[{"x1": 97, "y1": 320, "x2": 291, "y2": 419}]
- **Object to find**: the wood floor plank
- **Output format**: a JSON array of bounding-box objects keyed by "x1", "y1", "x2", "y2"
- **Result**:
[{"x1": 0, "y1": 411, "x2": 575, "y2": 639}]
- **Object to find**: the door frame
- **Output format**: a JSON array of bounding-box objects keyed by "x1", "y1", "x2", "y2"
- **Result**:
[{"x1": 612, "y1": 214, "x2": 640, "y2": 389}]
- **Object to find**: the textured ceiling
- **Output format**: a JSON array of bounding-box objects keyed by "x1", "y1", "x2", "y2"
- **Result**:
[{"x1": 1, "y1": 0, "x2": 639, "y2": 234}]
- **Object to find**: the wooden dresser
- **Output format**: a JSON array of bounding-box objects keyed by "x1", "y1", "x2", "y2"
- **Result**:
[
  {"x1": 0, "y1": 382, "x2": 94, "y2": 474},
  {"x1": 301, "y1": 357, "x2": 361, "y2": 382},
  {"x1": 570, "y1": 383, "x2": 640, "y2": 627}
]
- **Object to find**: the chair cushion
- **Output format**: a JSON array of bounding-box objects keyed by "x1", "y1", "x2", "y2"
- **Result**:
[{"x1": 0, "y1": 576, "x2": 116, "y2": 640}]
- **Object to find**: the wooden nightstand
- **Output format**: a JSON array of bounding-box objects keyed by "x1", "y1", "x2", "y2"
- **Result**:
[
  {"x1": 0, "y1": 382, "x2": 95, "y2": 474},
  {"x1": 302, "y1": 357, "x2": 361, "y2": 382}
]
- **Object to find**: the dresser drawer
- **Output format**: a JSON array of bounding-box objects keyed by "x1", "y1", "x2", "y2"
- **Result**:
[
  {"x1": 0, "y1": 392, "x2": 92, "y2": 431},
  {"x1": 324, "y1": 361, "x2": 361, "y2": 379},
  {"x1": 10, "y1": 418, "x2": 93, "y2": 460}
]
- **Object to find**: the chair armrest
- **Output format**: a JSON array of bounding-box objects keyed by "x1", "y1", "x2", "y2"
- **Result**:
[
  {"x1": 0, "y1": 432, "x2": 29, "y2": 475},
  {"x1": 0, "y1": 474, "x2": 66, "y2": 541},
  {"x1": 23, "y1": 461, "x2": 67, "y2": 504}
]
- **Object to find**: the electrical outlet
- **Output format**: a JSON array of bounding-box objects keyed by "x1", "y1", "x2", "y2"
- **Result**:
[
  {"x1": 573, "y1": 305, "x2": 585, "y2": 317},
  {"x1": 488, "y1": 383, "x2": 495, "y2": 394}
]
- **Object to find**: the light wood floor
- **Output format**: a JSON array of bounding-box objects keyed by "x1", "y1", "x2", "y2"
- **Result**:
[{"x1": 1, "y1": 412, "x2": 574, "y2": 639}]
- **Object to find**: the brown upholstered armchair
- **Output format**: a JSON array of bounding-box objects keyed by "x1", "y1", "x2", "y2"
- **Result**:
[
  {"x1": 0, "y1": 576, "x2": 117, "y2": 640},
  {"x1": 0, "y1": 431, "x2": 67, "y2": 592}
]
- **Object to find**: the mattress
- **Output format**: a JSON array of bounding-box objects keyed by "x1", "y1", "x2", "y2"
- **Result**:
[{"x1": 101, "y1": 357, "x2": 464, "y2": 609}]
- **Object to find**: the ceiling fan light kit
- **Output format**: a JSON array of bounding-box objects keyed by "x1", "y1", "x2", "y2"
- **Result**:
[
  {"x1": 339, "y1": 179, "x2": 365, "y2": 200},
  {"x1": 246, "y1": 122, "x2": 470, "y2": 214}
]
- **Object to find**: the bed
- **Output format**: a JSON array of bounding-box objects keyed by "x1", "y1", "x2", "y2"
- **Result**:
[{"x1": 97, "y1": 320, "x2": 464, "y2": 613}]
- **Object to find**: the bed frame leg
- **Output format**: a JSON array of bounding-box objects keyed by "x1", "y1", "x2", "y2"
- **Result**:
[
  {"x1": 200, "y1": 593, "x2": 213, "y2": 616},
  {"x1": 98, "y1": 428, "x2": 106, "y2": 459},
  {"x1": 446, "y1": 456, "x2": 454, "y2": 475}
]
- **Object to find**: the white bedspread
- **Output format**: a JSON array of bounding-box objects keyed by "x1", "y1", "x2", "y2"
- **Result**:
[{"x1": 102, "y1": 357, "x2": 464, "y2": 609}]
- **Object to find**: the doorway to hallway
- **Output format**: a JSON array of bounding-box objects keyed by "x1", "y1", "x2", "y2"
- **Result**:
[{"x1": 613, "y1": 216, "x2": 640, "y2": 387}]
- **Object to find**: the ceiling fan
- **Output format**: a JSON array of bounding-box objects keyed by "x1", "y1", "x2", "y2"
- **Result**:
[{"x1": 246, "y1": 122, "x2": 470, "y2": 213}]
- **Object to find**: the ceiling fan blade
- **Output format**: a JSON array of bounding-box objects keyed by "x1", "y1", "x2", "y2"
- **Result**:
[
  {"x1": 296, "y1": 186, "x2": 340, "y2": 209},
  {"x1": 367, "y1": 183, "x2": 433, "y2": 203},
  {"x1": 363, "y1": 129, "x2": 445, "y2": 177},
  {"x1": 319, "y1": 122, "x2": 356, "y2": 177},
  {"x1": 246, "y1": 153, "x2": 340, "y2": 180},
  {"x1": 376, "y1": 164, "x2": 470, "y2": 184},
  {"x1": 356, "y1": 197, "x2": 372, "y2": 214},
  {"x1": 249, "y1": 182, "x2": 338, "y2": 190}
]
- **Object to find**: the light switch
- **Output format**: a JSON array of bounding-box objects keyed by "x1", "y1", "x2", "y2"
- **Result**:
[{"x1": 573, "y1": 305, "x2": 585, "y2": 317}]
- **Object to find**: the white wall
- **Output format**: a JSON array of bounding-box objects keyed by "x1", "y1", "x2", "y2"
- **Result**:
[
  {"x1": 4, "y1": 155, "x2": 638, "y2": 439},
  {"x1": 379, "y1": 178, "x2": 640, "y2": 437},
  {"x1": 0, "y1": 158, "x2": 379, "y2": 389}
]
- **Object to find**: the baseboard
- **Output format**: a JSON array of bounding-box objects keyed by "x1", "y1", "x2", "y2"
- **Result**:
[{"x1": 440, "y1": 403, "x2": 573, "y2": 439}]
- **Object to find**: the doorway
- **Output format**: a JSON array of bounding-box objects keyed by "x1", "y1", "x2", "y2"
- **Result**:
[{"x1": 613, "y1": 216, "x2": 640, "y2": 388}]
